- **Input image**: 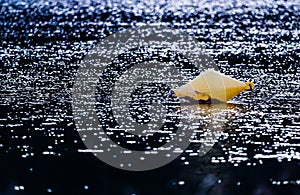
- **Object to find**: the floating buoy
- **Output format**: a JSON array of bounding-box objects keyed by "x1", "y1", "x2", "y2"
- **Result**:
[{"x1": 171, "y1": 69, "x2": 254, "y2": 103}]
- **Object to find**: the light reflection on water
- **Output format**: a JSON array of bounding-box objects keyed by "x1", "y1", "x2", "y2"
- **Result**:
[{"x1": 0, "y1": 0, "x2": 299, "y2": 193}]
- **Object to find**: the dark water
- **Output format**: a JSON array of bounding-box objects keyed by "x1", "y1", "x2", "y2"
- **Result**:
[{"x1": 0, "y1": 0, "x2": 299, "y2": 194}]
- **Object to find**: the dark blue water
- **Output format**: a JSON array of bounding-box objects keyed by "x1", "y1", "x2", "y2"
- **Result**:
[{"x1": 0, "y1": 0, "x2": 299, "y2": 194}]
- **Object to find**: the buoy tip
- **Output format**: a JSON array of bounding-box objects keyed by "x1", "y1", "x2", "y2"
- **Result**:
[
  {"x1": 244, "y1": 82, "x2": 255, "y2": 90},
  {"x1": 168, "y1": 89, "x2": 177, "y2": 98}
]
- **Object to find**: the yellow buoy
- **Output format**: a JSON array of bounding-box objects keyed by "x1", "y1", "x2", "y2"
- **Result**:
[{"x1": 172, "y1": 69, "x2": 254, "y2": 102}]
